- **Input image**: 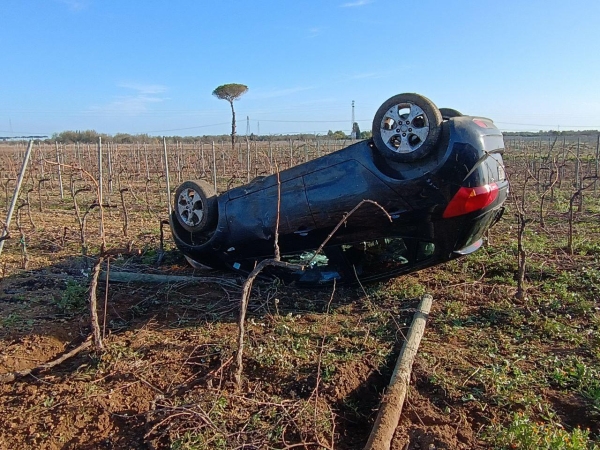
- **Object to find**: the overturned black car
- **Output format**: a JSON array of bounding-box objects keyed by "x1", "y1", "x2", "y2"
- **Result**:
[{"x1": 170, "y1": 93, "x2": 508, "y2": 286}]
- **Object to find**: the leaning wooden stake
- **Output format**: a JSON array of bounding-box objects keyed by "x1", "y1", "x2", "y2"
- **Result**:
[
  {"x1": 0, "y1": 140, "x2": 33, "y2": 257},
  {"x1": 99, "y1": 270, "x2": 241, "y2": 288},
  {"x1": 364, "y1": 294, "x2": 433, "y2": 450},
  {"x1": 89, "y1": 257, "x2": 105, "y2": 350}
]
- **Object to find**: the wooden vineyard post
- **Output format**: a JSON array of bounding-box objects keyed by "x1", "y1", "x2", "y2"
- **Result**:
[
  {"x1": 576, "y1": 138, "x2": 583, "y2": 212},
  {"x1": 163, "y1": 137, "x2": 172, "y2": 215},
  {"x1": 595, "y1": 134, "x2": 599, "y2": 192},
  {"x1": 107, "y1": 142, "x2": 114, "y2": 196},
  {"x1": 212, "y1": 141, "x2": 217, "y2": 193},
  {"x1": 97, "y1": 136, "x2": 105, "y2": 239},
  {"x1": 38, "y1": 141, "x2": 45, "y2": 178},
  {"x1": 135, "y1": 142, "x2": 141, "y2": 176},
  {"x1": 75, "y1": 142, "x2": 80, "y2": 167},
  {"x1": 144, "y1": 143, "x2": 150, "y2": 180},
  {"x1": 268, "y1": 139, "x2": 273, "y2": 166},
  {"x1": 254, "y1": 139, "x2": 258, "y2": 176},
  {"x1": 86, "y1": 143, "x2": 91, "y2": 169},
  {"x1": 0, "y1": 140, "x2": 34, "y2": 257},
  {"x1": 246, "y1": 137, "x2": 251, "y2": 183},
  {"x1": 364, "y1": 294, "x2": 433, "y2": 450},
  {"x1": 575, "y1": 138, "x2": 581, "y2": 192},
  {"x1": 97, "y1": 137, "x2": 103, "y2": 205},
  {"x1": 221, "y1": 145, "x2": 226, "y2": 179},
  {"x1": 200, "y1": 142, "x2": 205, "y2": 177},
  {"x1": 55, "y1": 142, "x2": 64, "y2": 200},
  {"x1": 176, "y1": 143, "x2": 181, "y2": 183}
]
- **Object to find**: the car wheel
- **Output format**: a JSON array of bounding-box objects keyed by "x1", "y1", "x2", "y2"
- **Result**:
[
  {"x1": 174, "y1": 180, "x2": 217, "y2": 233},
  {"x1": 439, "y1": 108, "x2": 463, "y2": 120},
  {"x1": 372, "y1": 93, "x2": 442, "y2": 162}
]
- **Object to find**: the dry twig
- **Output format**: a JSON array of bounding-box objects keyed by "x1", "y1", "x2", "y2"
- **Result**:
[{"x1": 0, "y1": 337, "x2": 92, "y2": 384}]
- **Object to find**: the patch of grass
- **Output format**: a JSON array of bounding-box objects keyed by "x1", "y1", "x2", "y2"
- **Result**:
[
  {"x1": 438, "y1": 300, "x2": 468, "y2": 328},
  {"x1": 368, "y1": 276, "x2": 425, "y2": 300},
  {"x1": 546, "y1": 355, "x2": 600, "y2": 414},
  {"x1": 95, "y1": 342, "x2": 144, "y2": 373},
  {"x1": 140, "y1": 247, "x2": 158, "y2": 265},
  {"x1": 524, "y1": 229, "x2": 559, "y2": 254},
  {"x1": 0, "y1": 313, "x2": 22, "y2": 329},
  {"x1": 171, "y1": 431, "x2": 227, "y2": 450},
  {"x1": 574, "y1": 240, "x2": 600, "y2": 256},
  {"x1": 464, "y1": 246, "x2": 518, "y2": 285},
  {"x1": 0, "y1": 311, "x2": 34, "y2": 331},
  {"x1": 487, "y1": 412, "x2": 598, "y2": 449},
  {"x1": 474, "y1": 357, "x2": 544, "y2": 409},
  {"x1": 156, "y1": 391, "x2": 334, "y2": 449},
  {"x1": 248, "y1": 314, "x2": 319, "y2": 370},
  {"x1": 56, "y1": 279, "x2": 88, "y2": 313}
]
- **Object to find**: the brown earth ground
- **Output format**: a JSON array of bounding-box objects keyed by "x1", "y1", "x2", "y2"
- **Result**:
[
  {"x1": 2, "y1": 243, "x2": 597, "y2": 449},
  {"x1": 0, "y1": 271, "x2": 480, "y2": 449}
]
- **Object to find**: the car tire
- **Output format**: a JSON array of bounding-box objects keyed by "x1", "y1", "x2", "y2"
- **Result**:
[
  {"x1": 372, "y1": 93, "x2": 442, "y2": 162},
  {"x1": 174, "y1": 180, "x2": 217, "y2": 233},
  {"x1": 439, "y1": 108, "x2": 463, "y2": 120}
]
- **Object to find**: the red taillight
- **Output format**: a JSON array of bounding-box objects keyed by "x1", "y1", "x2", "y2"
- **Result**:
[
  {"x1": 443, "y1": 183, "x2": 499, "y2": 218},
  {"x1": 473, "y1": 119, "x2": 490, "y2": 128}
]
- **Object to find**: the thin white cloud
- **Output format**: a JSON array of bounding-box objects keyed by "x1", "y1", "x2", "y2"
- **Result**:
[
  {"x1": 307, "y1": 27, "x2": 323, "y2": 38},
  {"x1": 340, "y1": 0, "x2": 373, "y2": 7},
  {"x1": 248, "y1": 86, "x2": 315, "y2": 100},
  {"x1": 90, "y1": 83, "x2": 169, "y2": 115},
  {"x1": 57, "y1": 0, "x2": 90, "y2": 11},
  {"x1": 338, "y1": 67, "x2": 416, "y2": 82},
  {"x1": 347, "y1": 72, "x2": 388, "y2": 80},
  {"x1": 117, "y1": 83, "x2": 168, "y2": 95}
]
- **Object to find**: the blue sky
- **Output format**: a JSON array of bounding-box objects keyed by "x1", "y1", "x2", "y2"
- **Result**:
[{"x1": 1, "y1": 0, "x2": 599, "y2": 137}]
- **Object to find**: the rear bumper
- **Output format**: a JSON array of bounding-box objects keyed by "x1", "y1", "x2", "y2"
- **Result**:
[{"x1": 443, "y1": 195, "x2": 506, "y2": 257}]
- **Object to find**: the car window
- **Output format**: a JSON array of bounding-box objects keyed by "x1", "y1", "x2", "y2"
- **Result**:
[
  {"x1": 417, "y1": 241, "x2": 436, "y2": 261},
  {"x1": 340, "y1": 238, "x2": 410, "y2": 278},
  {"x1": 282, "y1": 237, "x2": 435, "y2": 284}
]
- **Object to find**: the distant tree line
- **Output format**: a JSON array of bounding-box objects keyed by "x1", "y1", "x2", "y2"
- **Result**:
[
  {"x1": 503, "y1": 130, "x2": 600, "y2": 137},
  {"x1": 47, "y1": 129, "x2": 372, "y2": 144},
  {"x1": 0, "y1": 135, "x2": 47, "y2": 141}
]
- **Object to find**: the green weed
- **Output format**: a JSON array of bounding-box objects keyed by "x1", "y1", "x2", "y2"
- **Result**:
[
  {"x1": 0, "y1": 312, "x2": 34, "y2": 330},
  {"x1": 487, "y1": 412, "x2": 598, "y2": 449},
  {"x1": 0, "y1": 313, "x2": 21, "y2": 328},
  {"x1": 171, "y1": 431, "x2": 227, "y2": 450},
  {"x1": 56, "y1": 279, "x2": 88, "y2": 313},
  {"x1": 547, "y1": 355, "x2": 600, "y2": 414}
]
